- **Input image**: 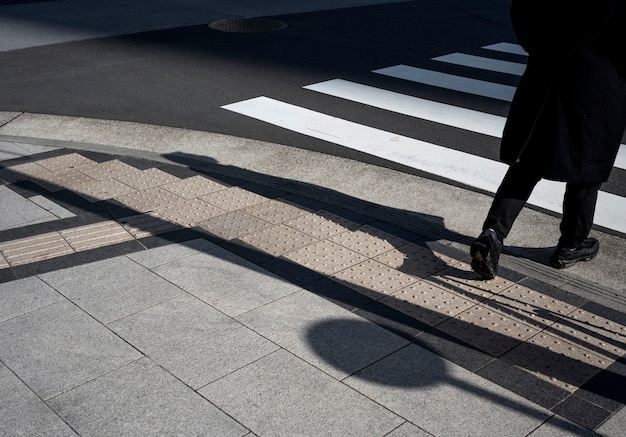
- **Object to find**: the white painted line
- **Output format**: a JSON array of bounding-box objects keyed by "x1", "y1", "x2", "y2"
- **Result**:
[
  {"x1": 373, "y1": 65, "x2": 516, "y2": 101},
  {"x1": 222, "y1": 97, "x2": 626, "y2": 234},
  {"x1": 305, "y1": 79, "x2": 506, "y2": 137},
  {"x1": 482, "y1": 43, "x2": 528, "y2": 56},
  {"x1": 305, "y1": 79, "x2": 626, "y2": 172},
  {"x1": 433, "y1": 53, "x2": 527, "y2": 76}
]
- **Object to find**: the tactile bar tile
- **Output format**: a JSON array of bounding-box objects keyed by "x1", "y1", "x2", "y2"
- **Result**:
[
  {"x1": 118, "y1": 212, "x2": 184, "y2": 238},
  {"x1": 115, "y1": 168, "x2": 180, "y2": 190},
  {"x1": 73, "y1": 179, "x2": 137, "y2": 202},
  {"x1": 374, "y1": 242, "x2": 457, "y2": 278},
  {"x1": 0, "y1": 232, "x2": 73, "y2": 266},
  {"x1": 437, "y1": 304, "x2": 540, "y2": 357},
  {"x1": 34, "y1": 153, "x2": 95, "y2": 171},
  {"x1": 115, "y1": 187, "x2": 184, "y2": 213},
  {"x1": 75, "y1": 159, "x2": 141, "y2": 181},
  {"x1": 196, "y1": 211, "x2": 274, "y2": 241},
  {"x1": 0, "y1": 254, "x2": 9, "y2": 269},
  {"x1": 329, "y1": 224, "x2": 410, "y2": 258},
  {"x1": 331, "y1": 259, "x2": 418, "y2": 300},
  {"x1": 502, "y1": 332, "x2": 609, "y2": 392},
  {"x1": 544, "y1": 309, "x2": 626, "y2": 362},
  {"x1": 424, "y1": 262, "x2": 516, "y2": 299},
  {"x1": 380, "y1": 280, "x2": 480, "y2": 327},
  {"x1": 59, "y1": 221, "x2": 134, "y2": 252},
  {"x1": 283, "y1": 240, "x2": 368, "y2": 276},
  {"x1": 284, "y1": 210, "x2": 362, "y2": 238},
  {"x1": 201, "y1": 187, "x2": 268, "y2": 212},
  {"x1": 243, "y1": 199, "x2": 311, "y2": 224},
  {"x1": 485, "y1": 283, "x2": 579, "y2": 330},
  {"x1": 238, "y1": 224, "x2": 320, "y2": 257},
  {"x1": 152, "y1": 198, "x2": 225, "y2": 227},
  {"x1": 161, "y1": 175, "x2": 227, "y2": 199}
]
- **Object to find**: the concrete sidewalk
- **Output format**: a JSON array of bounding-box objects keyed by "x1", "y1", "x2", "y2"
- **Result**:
[{"x1": 1, "y1": 116, "x2": 625, "y2": 436}]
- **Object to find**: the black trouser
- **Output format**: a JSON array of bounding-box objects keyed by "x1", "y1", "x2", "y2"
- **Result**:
[{"x1": 483, "y1": 161, "x2": 601, "y2": 248}]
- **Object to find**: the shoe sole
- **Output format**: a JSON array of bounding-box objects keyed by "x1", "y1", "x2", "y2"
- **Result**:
[
  {"x1": 470, "y1": 242, "x2": 496, "y2": 279},
  {"x1": 551, "y1": 253, "x2": 597, "y2": 269}
]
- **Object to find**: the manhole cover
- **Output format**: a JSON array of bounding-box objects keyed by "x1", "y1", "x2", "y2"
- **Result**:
[{"x1": 208, "y1": 18, "x2": 288, "y2": 33}]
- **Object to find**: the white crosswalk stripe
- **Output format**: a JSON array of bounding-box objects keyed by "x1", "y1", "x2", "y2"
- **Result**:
[
  {"x1": 432, "y1": 53, "x2": 527, "y2": 75},
  {"x1": 223, "y1": 42, "x2": 626, "y2": 235}
]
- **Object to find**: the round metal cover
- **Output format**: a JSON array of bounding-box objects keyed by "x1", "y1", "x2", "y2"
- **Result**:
[{"x1": 208, "y1": 18, "x2": 287, "y2": 33}]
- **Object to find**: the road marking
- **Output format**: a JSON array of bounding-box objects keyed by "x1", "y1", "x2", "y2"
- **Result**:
[
  {"x1": 433, "y1": 53, "x2": 527, "y2": 75},
  {"x1": 222, "y1": 96, "x2": 626, "y2": 234},
  {"x1": 373, "y1": 65, "x2": 516, "y2": 101},
  {"x1": 482, "y1": 43, "x2": 528, "y2": 56}
]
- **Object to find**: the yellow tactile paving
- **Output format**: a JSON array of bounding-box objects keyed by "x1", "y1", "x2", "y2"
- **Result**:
[
  {"x1": 196, "y1": 211, "x2": 274, "y2": 241},
  {"x1": 201, "y1": 186, "x2": 268, "y2": 211},
  {"x1": 238, "y1": 224, "x2": 320, "y2": 257},
  {"x1": 331, "y1": 259, "x2": 418, "y2": 300},
  {"x1": 243, "y1": 199, "x2": 312, "y2": 225},
  {"x1": 283, "y1": 240, "x2": 368, "y2": 276},
  {"x1": 284, "y1": 210, "x2": 361, "y2": 238},
  {"x1": 0, "y1": 232, "x2": 73, "y2": 266},
  {"x1": 161, "y1": 175, "x2": 227, "y2": 199},
  {"x1": 60, "y1": 221, "x2": 134, "y2": 252}
]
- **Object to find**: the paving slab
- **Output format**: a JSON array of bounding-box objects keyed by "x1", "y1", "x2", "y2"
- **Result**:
[
  {"x1": 0, "y1": 185, "x2": 58, "y2": 230},
  {"x1": 0, "y1": 276, "x2": 65, "y2": 322}
]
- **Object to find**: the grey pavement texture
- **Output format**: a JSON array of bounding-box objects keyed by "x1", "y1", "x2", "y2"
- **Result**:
[{"x1": 0, "y1": 115, "x2": 625, "y2": 436}]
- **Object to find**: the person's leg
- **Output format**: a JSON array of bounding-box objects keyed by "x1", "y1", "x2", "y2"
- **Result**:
[
  {"x1": 550, "y1": 182, "x2": 602, "y2": 268},
  {"x1": 471, "y1": 161, "x2": 541, "y2": 279}
]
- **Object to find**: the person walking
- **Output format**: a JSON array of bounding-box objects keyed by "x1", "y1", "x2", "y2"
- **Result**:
[{"x1": 470, "y1": 0, "x2": 626, "y2": 279}]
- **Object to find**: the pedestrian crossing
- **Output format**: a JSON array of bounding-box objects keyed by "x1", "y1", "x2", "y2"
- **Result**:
[{"x1": 222, "y1": 42, "x2": 626, "y2": 235}]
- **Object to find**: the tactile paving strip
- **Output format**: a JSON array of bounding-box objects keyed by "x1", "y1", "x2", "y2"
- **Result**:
[
  {"x1": 283, "y1": 240, "x2": 368, "y2": 276},
  {"x1": 329, "y1": 224, "x2": 410, "y2": 257},
  {"x1": 331, "y1": 259, "x2": 418, "y2": 300},
  {"x1": 153, "y1": 198, "x2": 225, "y2": 227},
  {"x1": 115, "y1": 168, "x2": 180, "y2": 190},
  {"x1": 424, "y1": 263, "x2": 516, "y2": 299},
  {"x1": 76, "y1": 159, "x2": 142, "y2": 181},
  {"x1": 381, "y1": 280, "x2": 481, "y2": 327},
  {"x1": 201, "y1": 186, "x2": 268, "y2": 211},
  {"x1": 238, "y1": 224, "x2": 320, "y2": 257},
  {"x1": 196, "y1": 211, "x2": 275, "y2": 241},
  {"x1": 374, "y1": 242, "x2": 456, "y2": 278},
  {"x1": 59, "y1": 221, "x2": 134, "y2": 252},
  {"x1": 243, "y1": 199, "x2": 311, "y2": 224},
  {"x1": 161, "y1": 175, "x2": 227, "y2": 199},
  {"x1": 115, "y1": 187, "x2": 184, "y2": 213},
  {"x1": 34, "y1": 153, "x2": 95, "y2": 171},
  {"x1": 437, "y1": 304, "x2": 541, "y2": 357},
  {"x1": 118, "y1": 212, "x2": 184, "y2": 238},
  {"x1": 0, "y1": 232, "x2": 73, "y2": 266},
  {"x1": 284, "y1": 210, "x2": 361, "y2": 238},
  {"x1": 74, "y1": 179, "x2": 137, "y2": 202},
  {"x1": 1, "y1": 162, "x2": 54, "y2": 182}
]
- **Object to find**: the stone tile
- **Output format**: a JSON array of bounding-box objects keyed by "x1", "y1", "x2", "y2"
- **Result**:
[
  {"x1": 0, "y1": 300, "x2": 141, "y2": 400},
  {"x1": 331, "y1": 259, "x2": 417, "y2": 300},
  {"x1": 386, "y1": 422, "x2": 433, "y2": 437},
  {"x1": 283, "y1": 240, "x2": 368, "y2": 276},
  {"x1": 115, "y1": 167, "x2": 180, "y2": 190},
  {"x1": 375, "y1": 241, "x2": 456, "y2": 279},
  {"x1": 237, "y1": 224, "x2": 320, "y2": 257},
  {"x1": 118, "y1": 211, "x2": 184, "y2": 238},
  {"x1": 0, "y1": 365, "x2": 76, "y2": 437},
  {"x1": 329, "y1": 224, "x2": 410, "y2": 257},
  {"x1": 436, "y1": 304, "x2": 540, "y2": 357},
  {"x1": 35, "y1": 153, "x2": 95, "y2": 171},
  {"x1": 35, "y1": 169, "x2": 97, "y2": 192},
  {"x1": 196, "y1": 210, "x2": 274, "y2": 241},
  {"x1": 127, "y1": 238, "x2": 217, "y2": 269},
  {"x1": 161, "y1": 174, "x2": 227, "y2": 198},
  {"x1": 413, "y1": 328, "x2": 494, "y2": 372},
  {"x1": 552, "y1": 393, "x2": 614, "y2": 431},
  {"x1": 0, "y1": 276, "x2": 65, "y2": 322},
  {"x1": 200, "y1": 350, "x2": 404, "y2": 437},
  {"x1": 40, "y1": 256, "x2": 184, "y2": 324},
  {"x1": 284, "y1": 209, "x2": 362, "y2": 238},
  {"x1": 380, "y1": 280, "x2": 478, "y2": 327},
  {"x1": 60, "y1": 220, "x2": 134, "y2": 252},
  {"x1": 0, "y1": 231, "x2": 73, "y2": 266},
  {"x1": 243, "y1": 198, "x2": 311, "y2": 224},
  {"x1": 115, "y1": 186, "x2": 183, "y2": 213},
  {"x1": 28, "y1": 195, "x2": 75, "y2": 219},
  {"x1": 344, "y1": 344, "x2": 550, "y2": 437},
  {"x1": 152, "y1": 247, "x2": 300, "y2": 316},
  {"x1": 527, "y1": 415, "x2": 601, "y2": 437},
  {"x1": 0, "y1": 254, "x2": 8, "y2": 270},
  {"x1": 1, "y1": 161, "x2": 54, "y2": 182},
  {"x1": 501, "y1": 331, "x2": 608, "y2": 393},
  {"x1": 0, "y1": 141, "x2": 55, "y2": 161},
  {"x1": 154, "y1": 197, "x2": 225, "y2": 226},
  {"x1": 47, "y1": 358, "x2": 246, "y2": 437},
  {"x1": 76, "y1": 159, "x2": 140, "y2": 181},
  {"x1": 109, "y1": 295, "x2": 278, "y2": 389},
  {"x1": 0, "y1": 185, "x2": 57, "y2": 231},
  {"x1": 236, "y1": 290, "x2": 408, "y2": 380},
  {"x1": 597, "y1": 402, "x2": 626, "y2": 437},
  {"x1": 201, "y1": 186, "x2": 268, "y2": 211}
]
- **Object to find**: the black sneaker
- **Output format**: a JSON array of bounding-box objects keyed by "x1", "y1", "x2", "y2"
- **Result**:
[
  {"x1": 470, "y1": 228, "x2": 502, "y2": 279},
  {"x1": 550, "y1": 238, "x2": 599, "y2": 269}
]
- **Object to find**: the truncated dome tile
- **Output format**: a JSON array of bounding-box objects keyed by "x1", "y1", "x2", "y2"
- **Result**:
[
  {"x1": 374, "y1": 242, "x2": 455, "y2": 278},
  {"x1": 243, "y1": 199, "x2": 311, "y2": 224},
  {"x1": 201, "y1": 186, "x2": 268, "y2": 211},
  {"x1": 283, "y1": 240, "x2": 367, "y2": 276},
  {"x1": 196, "y1": 211, "x2": 274, "y2": 241},
  {"x1": 331, "y1": 259, "x2": 418, "y2": 299},
  {"x1": 437, "y1": 304, "x2": 539, "y2": 357},
  {"x1": 74, "y1": 179, "x2": 136, "y2": 201},
  {"x1": 154, "y1": 198, "x2": 225, "y2": 227},
  {"x1": 380, "y1": 281, "x2": 477, "y2": 326},
  {"x1": 284, "y1": 210, "x2": 361, "y2": 238},
  {"x1": 35, "y1": 153, "x2": 95, "y2": 171},
  {"x1": 35, "y1": 169, "x2": 97, "y2": 191},
  {"x1": 77, "y1": 159, "x2": 141, "y2": 181},
  {"x1": 115, "y1": 167, "x2": 180, "y2": 190},
  {"x1": 115, "y1": 187, "x2": 183, "y2": 213},
  {"x1": 4, "y1": 162, "x2": 54, "y2": 181},
  {"x1": 425, "y1": 263, "x2": 515, "y2": 299},
  {"x1": 502, "y1": 332, "x2": 608, "y2": 392},
  {"x1": 329, "y1": 224, "x2": 409, "y2": 257},
  {"x1": 161, "y1": 175, "x2": 227, "y2": 199},
  {"x1": 486, "y1": 283, "x2": 578, "y2": 329},
  {"x1": 238, "y1": 224, "x2": 320, "y2": 257}
]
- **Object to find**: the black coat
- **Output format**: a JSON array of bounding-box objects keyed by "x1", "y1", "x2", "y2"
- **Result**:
[{"x1": 501, "y1": 0, "x2": 626, "y2": 183}]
